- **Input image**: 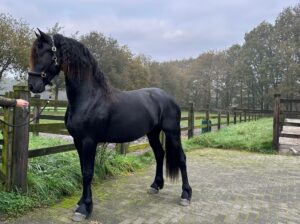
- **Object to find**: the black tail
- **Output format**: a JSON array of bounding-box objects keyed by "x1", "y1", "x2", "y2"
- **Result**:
[{"x1": 165, "y1": 134, "x2": 181, "y2": 181}]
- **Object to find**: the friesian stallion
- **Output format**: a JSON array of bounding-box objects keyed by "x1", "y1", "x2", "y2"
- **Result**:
[{"x1": 28, "y1": 29, "x2": 192, "y2": 221}]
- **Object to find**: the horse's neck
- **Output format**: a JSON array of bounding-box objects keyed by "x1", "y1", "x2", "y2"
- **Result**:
[
  {"x1": 61, "y1": 53, "x2": 111, "y2": 108},
  {"x1": 64, "y1": 77, "x2": 104, "y2": 108}
]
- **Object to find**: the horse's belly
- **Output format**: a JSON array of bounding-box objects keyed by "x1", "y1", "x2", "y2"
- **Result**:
[
  {"x1": 103, "y1": 119, "x2": 155, "y2": 143},
  {"x1": 104, "y1": 132, "x2": 145, "y2": 143}
]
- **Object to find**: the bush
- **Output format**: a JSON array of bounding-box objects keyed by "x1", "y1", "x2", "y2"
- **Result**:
[
  {"x1": 95, "y1": 145, "x2": 153, "y2": 179},
  {"x1": 28, "y1": 151, "x2": 81, "y2": 201},
  {"x1": 0, "y1": 191, "x2": 34, "y2": 216}
]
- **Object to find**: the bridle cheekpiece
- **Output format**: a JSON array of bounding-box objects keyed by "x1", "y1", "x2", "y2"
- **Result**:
[{"x1": 28, "y1": 36, "x2": 59, "y2": 86}]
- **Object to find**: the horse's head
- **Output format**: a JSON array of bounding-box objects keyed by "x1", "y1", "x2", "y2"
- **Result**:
[{"x1": 28, "y1": 29, "x2": 61, "y2": 93}]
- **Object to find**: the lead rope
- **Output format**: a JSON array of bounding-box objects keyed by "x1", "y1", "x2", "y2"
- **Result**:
[{"x1": 0, "y1": 98, "x2": 51, "y2": 128}]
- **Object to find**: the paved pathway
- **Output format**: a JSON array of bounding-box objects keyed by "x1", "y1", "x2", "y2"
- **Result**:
[
  {"x1": 279, "y1": 119, "x2": 300, "y2": 155},
  {"x1": 8, "y1": 149, "x2": 300, "y2": 224}
]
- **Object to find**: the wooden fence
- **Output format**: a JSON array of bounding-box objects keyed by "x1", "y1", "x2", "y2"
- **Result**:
[
  {"x1": 0, "y1": 85, "x2": 265, "y2": 192},
  {"x1": 272, "y1": 94, "x2": 300, "y2": 150}
]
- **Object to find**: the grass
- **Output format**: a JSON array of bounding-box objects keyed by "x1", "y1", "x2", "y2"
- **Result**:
[
  {"x1": 29, "y1": 134, "x2": 70, "y2": 149},
  {"x1": 0, "y1": 138, "x2": 153, "y2": 219},
  {"x1": 183, "y1": 117, "x2": 275, "y2": 154}
]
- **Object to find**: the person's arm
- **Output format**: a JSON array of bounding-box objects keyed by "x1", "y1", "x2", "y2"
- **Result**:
[
  {"x1": 0, "y1": 96, "x2": 17, "y2": 107},
  {"x1": 0, "y1": 96, "x2": 29, "y2": 108}
]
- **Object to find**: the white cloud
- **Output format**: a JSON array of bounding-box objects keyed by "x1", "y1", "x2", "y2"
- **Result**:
[
  {"x1": 0, "y1": 0, "x2": 299, "y2": 61},
  {"x1": 162, "y1": 30, "x2": 184, "y2": 41}
]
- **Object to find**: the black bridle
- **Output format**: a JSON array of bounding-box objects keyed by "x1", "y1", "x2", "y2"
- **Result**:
[{"x1": 28, "y1": 36, "x2": 59, "y2": 86}]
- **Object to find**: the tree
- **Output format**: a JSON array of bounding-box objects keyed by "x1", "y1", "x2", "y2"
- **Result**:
[
  {"x1": 80, "y1": 31, "x2": 132, "y2": 89},
  {"x1": 186, "y1": 52, "x2": 216, "y2": 109},
  {"x1": 222, "y1": 45, "x2": 241, "y2": 109},
  {"x1": 240, "y1": 22, "x2": 276, "y2": 109},
  {"x1": 274, "y1": 5, "x2": 300, "y2": 101},
  {"x1": 122, "y1": 56, "x2": 151, "y2": 90},
  {"x1": 0, "y1": 13, "x2": 32, "y2": 81},
  {"x1": 148, "y1": 59, "x2": 192, "y2": 106}
]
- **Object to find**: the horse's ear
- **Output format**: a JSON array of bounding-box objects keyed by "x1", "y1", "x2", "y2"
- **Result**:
[
  {"x1": 37, "y1": 28, "x2": 50, "y2": 42},
  {"x1": 34, "y1": 31, "x2": 40, "y2": 38}
]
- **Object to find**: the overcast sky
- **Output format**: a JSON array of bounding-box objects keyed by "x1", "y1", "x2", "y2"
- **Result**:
[{"x1": 1, "y1": 0, "x2": 299, "y2": 61}]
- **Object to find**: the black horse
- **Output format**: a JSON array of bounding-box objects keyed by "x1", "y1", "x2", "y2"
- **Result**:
[{"x1": 28, "y1": 29, "x2": 192, "y2": 221}]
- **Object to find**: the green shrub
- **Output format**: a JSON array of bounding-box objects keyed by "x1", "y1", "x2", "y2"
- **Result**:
[
  {"x1": 28, "y1": 151, "x2": 81, "y2": 201},
  {"x1": 94, "y1": 145, "x2": 153, "y2": 179},
  {"x1": 0, "y1": 191, "x2": 34, "y2": 216}
]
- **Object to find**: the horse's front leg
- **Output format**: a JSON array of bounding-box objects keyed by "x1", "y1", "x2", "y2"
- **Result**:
[
  {"x1": 73, "y1": 137, "x2": 83, "y2": 211},
  {"x1": 72, "y1": 137, "x2": 97, "y2": 222}
]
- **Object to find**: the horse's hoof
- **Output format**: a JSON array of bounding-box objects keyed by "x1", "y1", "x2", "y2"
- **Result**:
[
  {"x1": 147, "y1": 187, "x2": 159, "y2": 194},
  {"x1": 179, "y1": 198, "x2": 190, "y2": 206},
  {"x1": 71, "y1": 212, "x2": 87, "y2": 222}
]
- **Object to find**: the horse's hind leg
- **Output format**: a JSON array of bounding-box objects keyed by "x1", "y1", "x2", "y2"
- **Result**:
[
  {"x1": 147, "y1": 127, "x2": 165, "y2": 193},
  {"x1": 176, "y1": 139, "x2": 192, "y2": 206},
  {"x1": 164, "y1": 131, "x2": 192, "y2": 206}
]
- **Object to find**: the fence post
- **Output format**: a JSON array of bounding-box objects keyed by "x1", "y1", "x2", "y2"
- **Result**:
[
  {"x1": 273, "y1": 94, "x2": 281, "y2": 150},
  {"x1": 1, "y1": 92, "x2": 14, "y2": 190},
  {"x1": 120, "y1": 143, "x2": 126, "y2": 154},
  {"x1": 187, "y1": 102, "x2": 194, "y2": 139},
  {"x1": 217, "y1": 111, "x2": 221, "y2": 130},
  {"x1": 116, "y1": 143, "x2": 129, "y2": 154},
  {"x1": 226, "y1": 111, "x2": 230, "y2": 125},
  {"x1": 205, "y1": 109, "x2": 210, "y2": 132},
  {"x1": 234, "y1": 111, "x2": 237, "y2": 124},
  {"x1": 11, "y1": 85, "x2": 30, "y2": 192},
  {"x1": 32, "y1": 94, "x2": 41, "y2": 136},
  {"x1": 244, "y1": 110, "x2": 247, "y2": 122},
  {"x1": 239, "y1": 113, "x2": 242, "y2": 123}
]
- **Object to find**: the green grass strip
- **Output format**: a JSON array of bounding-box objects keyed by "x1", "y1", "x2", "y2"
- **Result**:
[{"x1": 183, "y1": 118, "x2": 275, "y2": 154}]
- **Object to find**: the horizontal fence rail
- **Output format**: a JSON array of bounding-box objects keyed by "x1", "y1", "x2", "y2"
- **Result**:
[{"x1": 29, "y1": 144, "x2": 75, "y2": 158}]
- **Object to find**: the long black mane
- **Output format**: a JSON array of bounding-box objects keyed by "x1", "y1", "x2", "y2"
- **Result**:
[
  {"x1": 57, "y1": 34, "x2": 112, "y2": 96},
  {"x1": 30, "y1": 34, "x2": 112, "y2": 97}
]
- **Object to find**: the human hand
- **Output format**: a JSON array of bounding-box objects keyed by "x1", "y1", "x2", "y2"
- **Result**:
[{"x1": 16, "y1": 99, "x2": 29, "y2": 108}]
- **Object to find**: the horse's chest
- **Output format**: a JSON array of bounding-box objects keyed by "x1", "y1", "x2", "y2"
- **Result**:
[{"x1": 65, "y1": 112, "x2": 108, "y2": 138}]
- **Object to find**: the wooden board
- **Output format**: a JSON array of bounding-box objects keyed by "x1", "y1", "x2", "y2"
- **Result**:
[{"x1": 29, "y1": 144, "x2": 76, "y2": 158}]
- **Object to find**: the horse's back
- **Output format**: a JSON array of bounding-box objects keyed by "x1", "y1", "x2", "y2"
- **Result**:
[
  {"x1": 123, "y1": 87, "x2": 182, "y2": 131},
  {"x1": 132, "y1": 87, "x2": 182, "y2": 136},
  {"x1": 120, "y1": 87, "x2": 180, "y2": 119},
  {"x1": 103, "y1": 87, "x2": 180, "y2": 142}
]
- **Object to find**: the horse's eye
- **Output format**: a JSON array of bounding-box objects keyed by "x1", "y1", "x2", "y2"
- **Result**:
[{"x1": 38, "y1": 41, "x2": 43, "y2": 49}]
